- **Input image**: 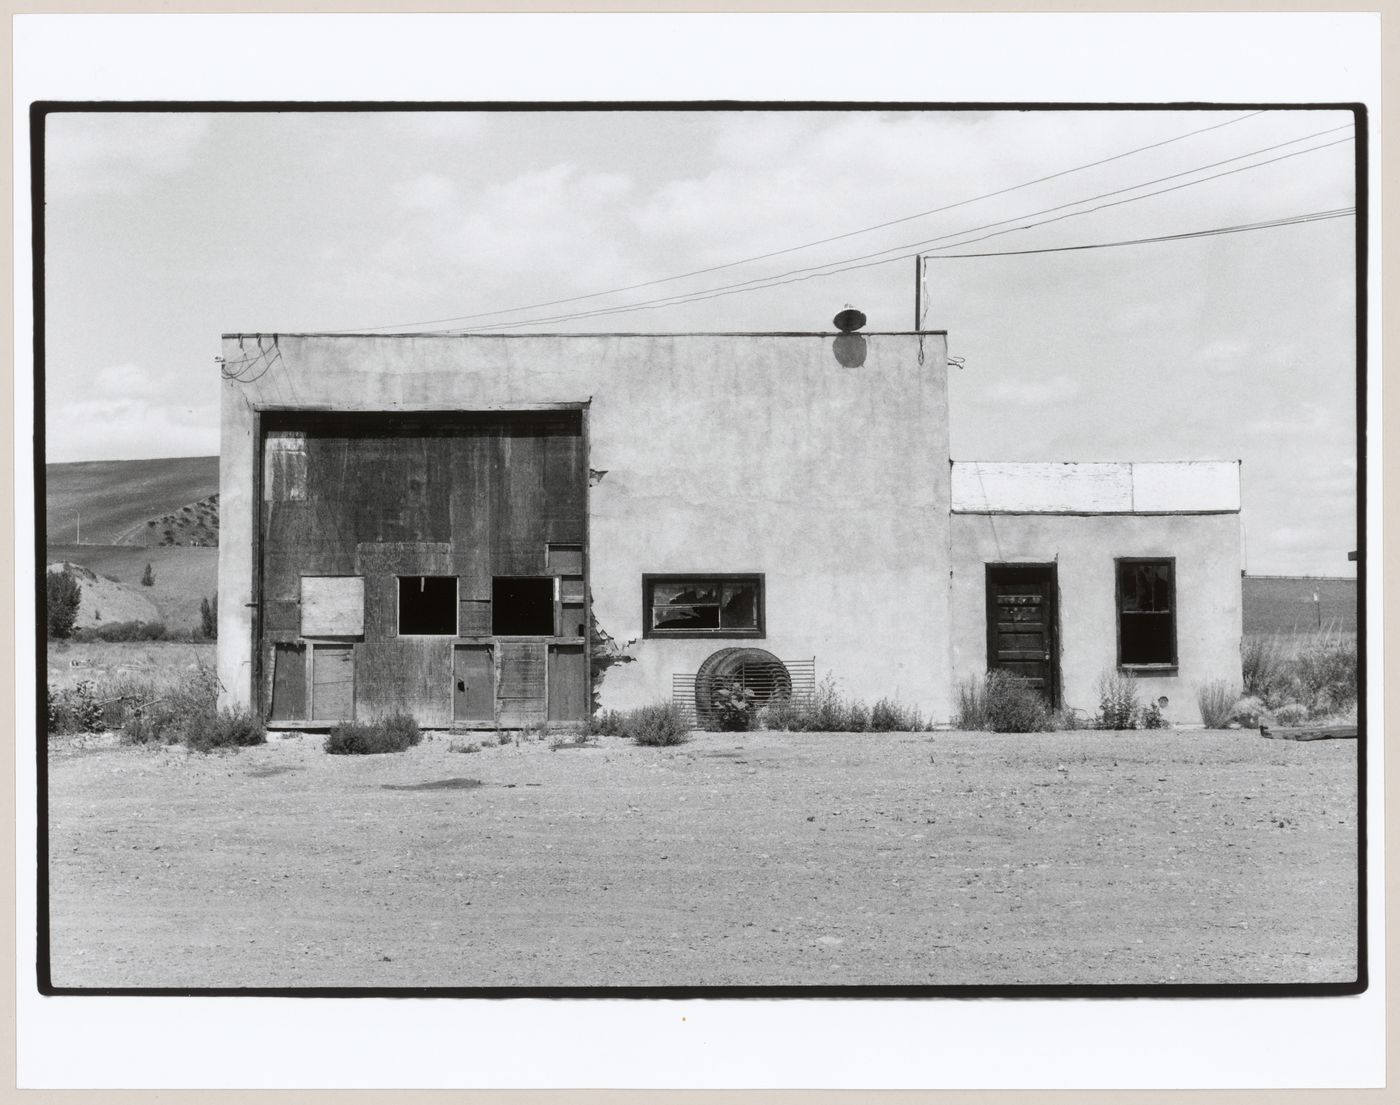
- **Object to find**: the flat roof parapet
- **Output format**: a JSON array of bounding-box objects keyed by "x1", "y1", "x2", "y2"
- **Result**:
[{"x1": 951, "y1": 460, "x2": 1242, "y2": 515}]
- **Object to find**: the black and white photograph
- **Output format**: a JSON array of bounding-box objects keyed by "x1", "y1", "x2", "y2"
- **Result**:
[{"x1": 18, "y1": 10, "x2": 1382, "y2": 1093}]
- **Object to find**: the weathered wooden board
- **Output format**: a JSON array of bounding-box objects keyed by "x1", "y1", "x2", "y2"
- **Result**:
[
  {"x1": 497, "y1": 640, "x2": 547, "y2": 727},
  {"x1": 547, "y1": 544, "x2": 584, "y2": 576},
  {"x1": 269, "y1": 643, "x2": 306, "y2": 721},
  {"x1": 459, "y1": 598, "x2": 492, "y2": 636},
  {"x1": 1259, "y1": 725, "x2": 1358, "y2": 741},
  {"x1": 454, "y1": 644, "x2": 495, "y2": 722},
  {"x1": 354, "y1": 638, "x2": 453, "y2": 727},
  {"x1": 300, "y1": 575, "x2": 365, "y2": 637},
  {"x1": 548, "y1": 644, "x2": 587, "y2": 722},
  {"x1": 311, "y1": 644, "x2": 354, "y2": 721}
]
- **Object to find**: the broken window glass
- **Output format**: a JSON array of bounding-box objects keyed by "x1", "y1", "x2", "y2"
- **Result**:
[{"x1": 645, "y1": 575, "x2": 763, "y2": 637}]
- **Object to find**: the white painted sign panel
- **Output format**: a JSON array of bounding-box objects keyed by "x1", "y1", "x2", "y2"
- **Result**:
[{"x1": 952, "y1": 461, "x2": 1240, "y2": 514}]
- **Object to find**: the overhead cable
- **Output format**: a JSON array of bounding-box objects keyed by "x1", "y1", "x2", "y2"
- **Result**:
[
  {"x1": 449, "y1": 135, "x2": 1355, "y2": 332},
  {"x1": 323, "y1": 110, "x2": 1274, "y2": 333}
]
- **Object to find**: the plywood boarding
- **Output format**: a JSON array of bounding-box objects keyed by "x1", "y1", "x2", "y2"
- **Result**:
[
  {"x1": 311, "y1": 644, "x2": 354, "y2": 721},
  {"x1": 492, "y1": 433, "x2": 548, "y2": 576},
  {"x1": 354, "y1": 638, "x2": 453, "y2": 727},
  {"x1": 952, "y1": 461, "x2": 1241, "y2": 514},
  {"x1": 454, "y1": 644, "x2": 495, "y2": 722},
  {"x1": 497, "y1": 640, "x2": 547, "y2": 727},
  {"x1": 300, "y1": 575, "x2": 365, "y2": 637},
  {"x1": 269, "y1": 643, "x2": 306, "y2": 721},
  {"x1": 548, "y1": 644, "x2": 587, "y2": 721}
]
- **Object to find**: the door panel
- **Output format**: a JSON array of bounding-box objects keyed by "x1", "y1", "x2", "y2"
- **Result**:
[
  {"x1": 454, "y1": 644, "x2": 495, "y2": 722},
  {"x1": 548, "y1": 643, "x2": 588, "y2": 722},
  {"x1": 497, "y1": 640, "x2": 547, "y2": 727},
  {"x1": 986, "y1": 565, "x2": 1058, "y2": 705},
  {"x1": 311, "y1": 643, "x2": 355, "y2": 721}
]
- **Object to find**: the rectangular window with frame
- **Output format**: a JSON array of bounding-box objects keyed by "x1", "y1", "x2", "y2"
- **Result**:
[
  {"x1": 644, "y1": 574, "x2": 764, "y2": 638},
  {"x1": 1116, "y1": 558, "x2": 1177, "y2": 668}
]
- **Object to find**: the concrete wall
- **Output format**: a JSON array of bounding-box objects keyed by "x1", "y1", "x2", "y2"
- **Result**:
[
  {"x1": 950, "y1": 512, "x2": 1243, "y2": 726},
  {"x1": 219, "y1": 332, "x2": 954, "y2": 721}
]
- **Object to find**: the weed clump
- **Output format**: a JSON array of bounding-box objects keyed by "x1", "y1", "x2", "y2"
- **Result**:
[
  {"x1": 584, "y1": 709, "x2": 626, "y2": 737},
  {"x1": 1196, "y1": 679, "x2": 1239, "y2": 729},
  {"x1": 325, "y1": 713, "x2": 422, "y2": 755},
  {"x1": 952, "y1": 671, "x2": 1052, "y2": 732},
  {"x1": 1096, "y1": 669, "x2": 1141, "y2": 730},
  {"x1": 1240, "y1": 627, "x2": 1358, "y2": 722},
  {"x1": 621, "y1": 703, "x2": 690, "y2": 746}
]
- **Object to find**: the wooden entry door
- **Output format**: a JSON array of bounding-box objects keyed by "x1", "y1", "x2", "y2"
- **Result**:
[{"x1": 985, "y1": 564, "x2": 1059, "y2": 705}]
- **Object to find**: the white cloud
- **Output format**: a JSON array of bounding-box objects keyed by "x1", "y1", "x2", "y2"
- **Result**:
[
  {"x1": 984, "y1": 374, "x2": 1080, "y2": 406},
  {"x1": 90, "y1": 362, "x2": 161, "y2": 400},
  {"x1": 46, "y1": 113, "x2": 211, "y2": 197},
  {"x1": 46, "y1": 397, "x2": 218, "y2": 463},
  {"x1": 394, "y1": 172, "x2": 459, "y2": 214}
]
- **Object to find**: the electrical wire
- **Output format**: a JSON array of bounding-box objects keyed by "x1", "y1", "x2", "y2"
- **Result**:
[
  {"x1": 322, "y1": 111, "x2": 1273, "y2": 334},
  {"x1": 447, "y1": 135, "x2": 1354, "y2": 332},
  {"x1": 923, "y1": 206, "x2": 1353, "y2": 259}
]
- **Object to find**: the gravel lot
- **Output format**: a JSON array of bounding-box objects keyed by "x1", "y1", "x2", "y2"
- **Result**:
[{"x1": 46, "y1": 727, "x2": 1359, "y2": 989}]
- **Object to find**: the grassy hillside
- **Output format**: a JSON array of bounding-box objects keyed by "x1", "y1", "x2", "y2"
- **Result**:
[
  {"x1": 45, "y1": 457, "x2": 218, "y2": 546},
  {"x1": 46, "y1": 545, "x2": 217, "y2": 633},
  {"x1": 1243, "y1": 575, "x2": 1357, "y2": 635}
]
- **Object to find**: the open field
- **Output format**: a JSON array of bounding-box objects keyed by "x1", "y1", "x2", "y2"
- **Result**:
[
  {"x1": 46, "y1": 640, "x2": 215, "y2": 692},
  {"x1": 46, "y1": 728, "x2": 1358, "y2": 989},
  {"x1": 45, "y1": 457, "x2": 219, "y2": 545},
  {"x1": 1243, "y1": 575, "x2": 1357, "y2": 635}
]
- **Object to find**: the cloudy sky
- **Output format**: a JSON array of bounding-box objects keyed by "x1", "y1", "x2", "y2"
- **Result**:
[{"x1": 41, "y1": 106, "x2": 1358, "y2": 576}]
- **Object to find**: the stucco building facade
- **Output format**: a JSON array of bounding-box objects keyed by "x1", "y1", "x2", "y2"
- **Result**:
[{"x1": 217, "y1": 329, "x2": 1241, "y2": 728}]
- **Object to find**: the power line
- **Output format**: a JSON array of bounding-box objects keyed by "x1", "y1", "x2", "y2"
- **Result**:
[
  {"x1": 324, "y1": 111, "x2": 1270, "y2": 334},
  {"x1": 449, "y1": 134, "x2": 1354, "y2": 332},
  {"x1": 926, "y1": 207, "x2": 1353, "y2": 259}
]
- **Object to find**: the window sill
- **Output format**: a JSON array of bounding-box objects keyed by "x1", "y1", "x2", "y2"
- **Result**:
[{"x1": 1119, "y1": 664, "x2": 1179, "y2": 676}]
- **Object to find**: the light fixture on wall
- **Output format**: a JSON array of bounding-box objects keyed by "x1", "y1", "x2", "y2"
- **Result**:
[{"x1": 832, "y1": 306, "x2": 867, "y2": 368}]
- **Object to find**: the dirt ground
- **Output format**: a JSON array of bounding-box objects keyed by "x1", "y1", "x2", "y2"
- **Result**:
[{"x1": 45, "y1": 727, "x2": 1358, "y2": 989}]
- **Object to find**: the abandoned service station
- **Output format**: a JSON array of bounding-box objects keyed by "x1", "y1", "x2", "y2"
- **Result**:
[{"x1": 217, "y1": 326, "x2": 1243, "y2": 729}]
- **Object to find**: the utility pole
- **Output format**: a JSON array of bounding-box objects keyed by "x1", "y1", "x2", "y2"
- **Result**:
[{"x1": 75, "y1": 510, "x2": 80, "y2": 545}]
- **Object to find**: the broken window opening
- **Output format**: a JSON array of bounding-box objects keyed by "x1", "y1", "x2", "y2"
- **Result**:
[
  {"x1": 492, "y1": 577, "x2": 555, "y2": 636},
  {"x1": 644, "y1": 574, "x2": 764, "y2": 638},
  {"x1": 1116, "y1": 558, "x2": 1176, "y2": 668},
  {"x1": 397, "y1": 576, "x2": 459, "y2": 635}
]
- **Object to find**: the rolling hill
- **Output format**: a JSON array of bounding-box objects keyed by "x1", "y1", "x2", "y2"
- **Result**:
[{"x1": 44, "y1": 456, "x2": 219, "y2": 546}]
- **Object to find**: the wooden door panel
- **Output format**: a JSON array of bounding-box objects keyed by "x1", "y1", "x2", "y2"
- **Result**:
[
  {"x1": 986, "y1": 566, "x2": 1058, "y2": 706},
  {"x1": 548, "y1": 644, "x2": 588, "y2": 722},
  {"x1": 311, "y1": 644, "x2": 355, "y2": 721},
  {"x1": 454, "y1": 645, "x2": 495, "y2": 722}
]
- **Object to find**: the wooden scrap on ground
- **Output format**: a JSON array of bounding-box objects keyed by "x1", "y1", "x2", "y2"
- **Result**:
[{"x1": 1259, "y1": 724, "x2": 1358, "y2": 742}]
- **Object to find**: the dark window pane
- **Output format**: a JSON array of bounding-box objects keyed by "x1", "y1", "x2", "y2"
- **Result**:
[
  {"x1": 492, "y1": 577, "x2": 555, "y2": 636},
  {"x1": 720, "y1": 583, "x2": 757, "y2": 628},
  {"x1": 1120, "y1": 612, "x2": 1174, "y2": 664},
  {"x1": 398, "y1": 576, "x2": 458, "y2": 635}
]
